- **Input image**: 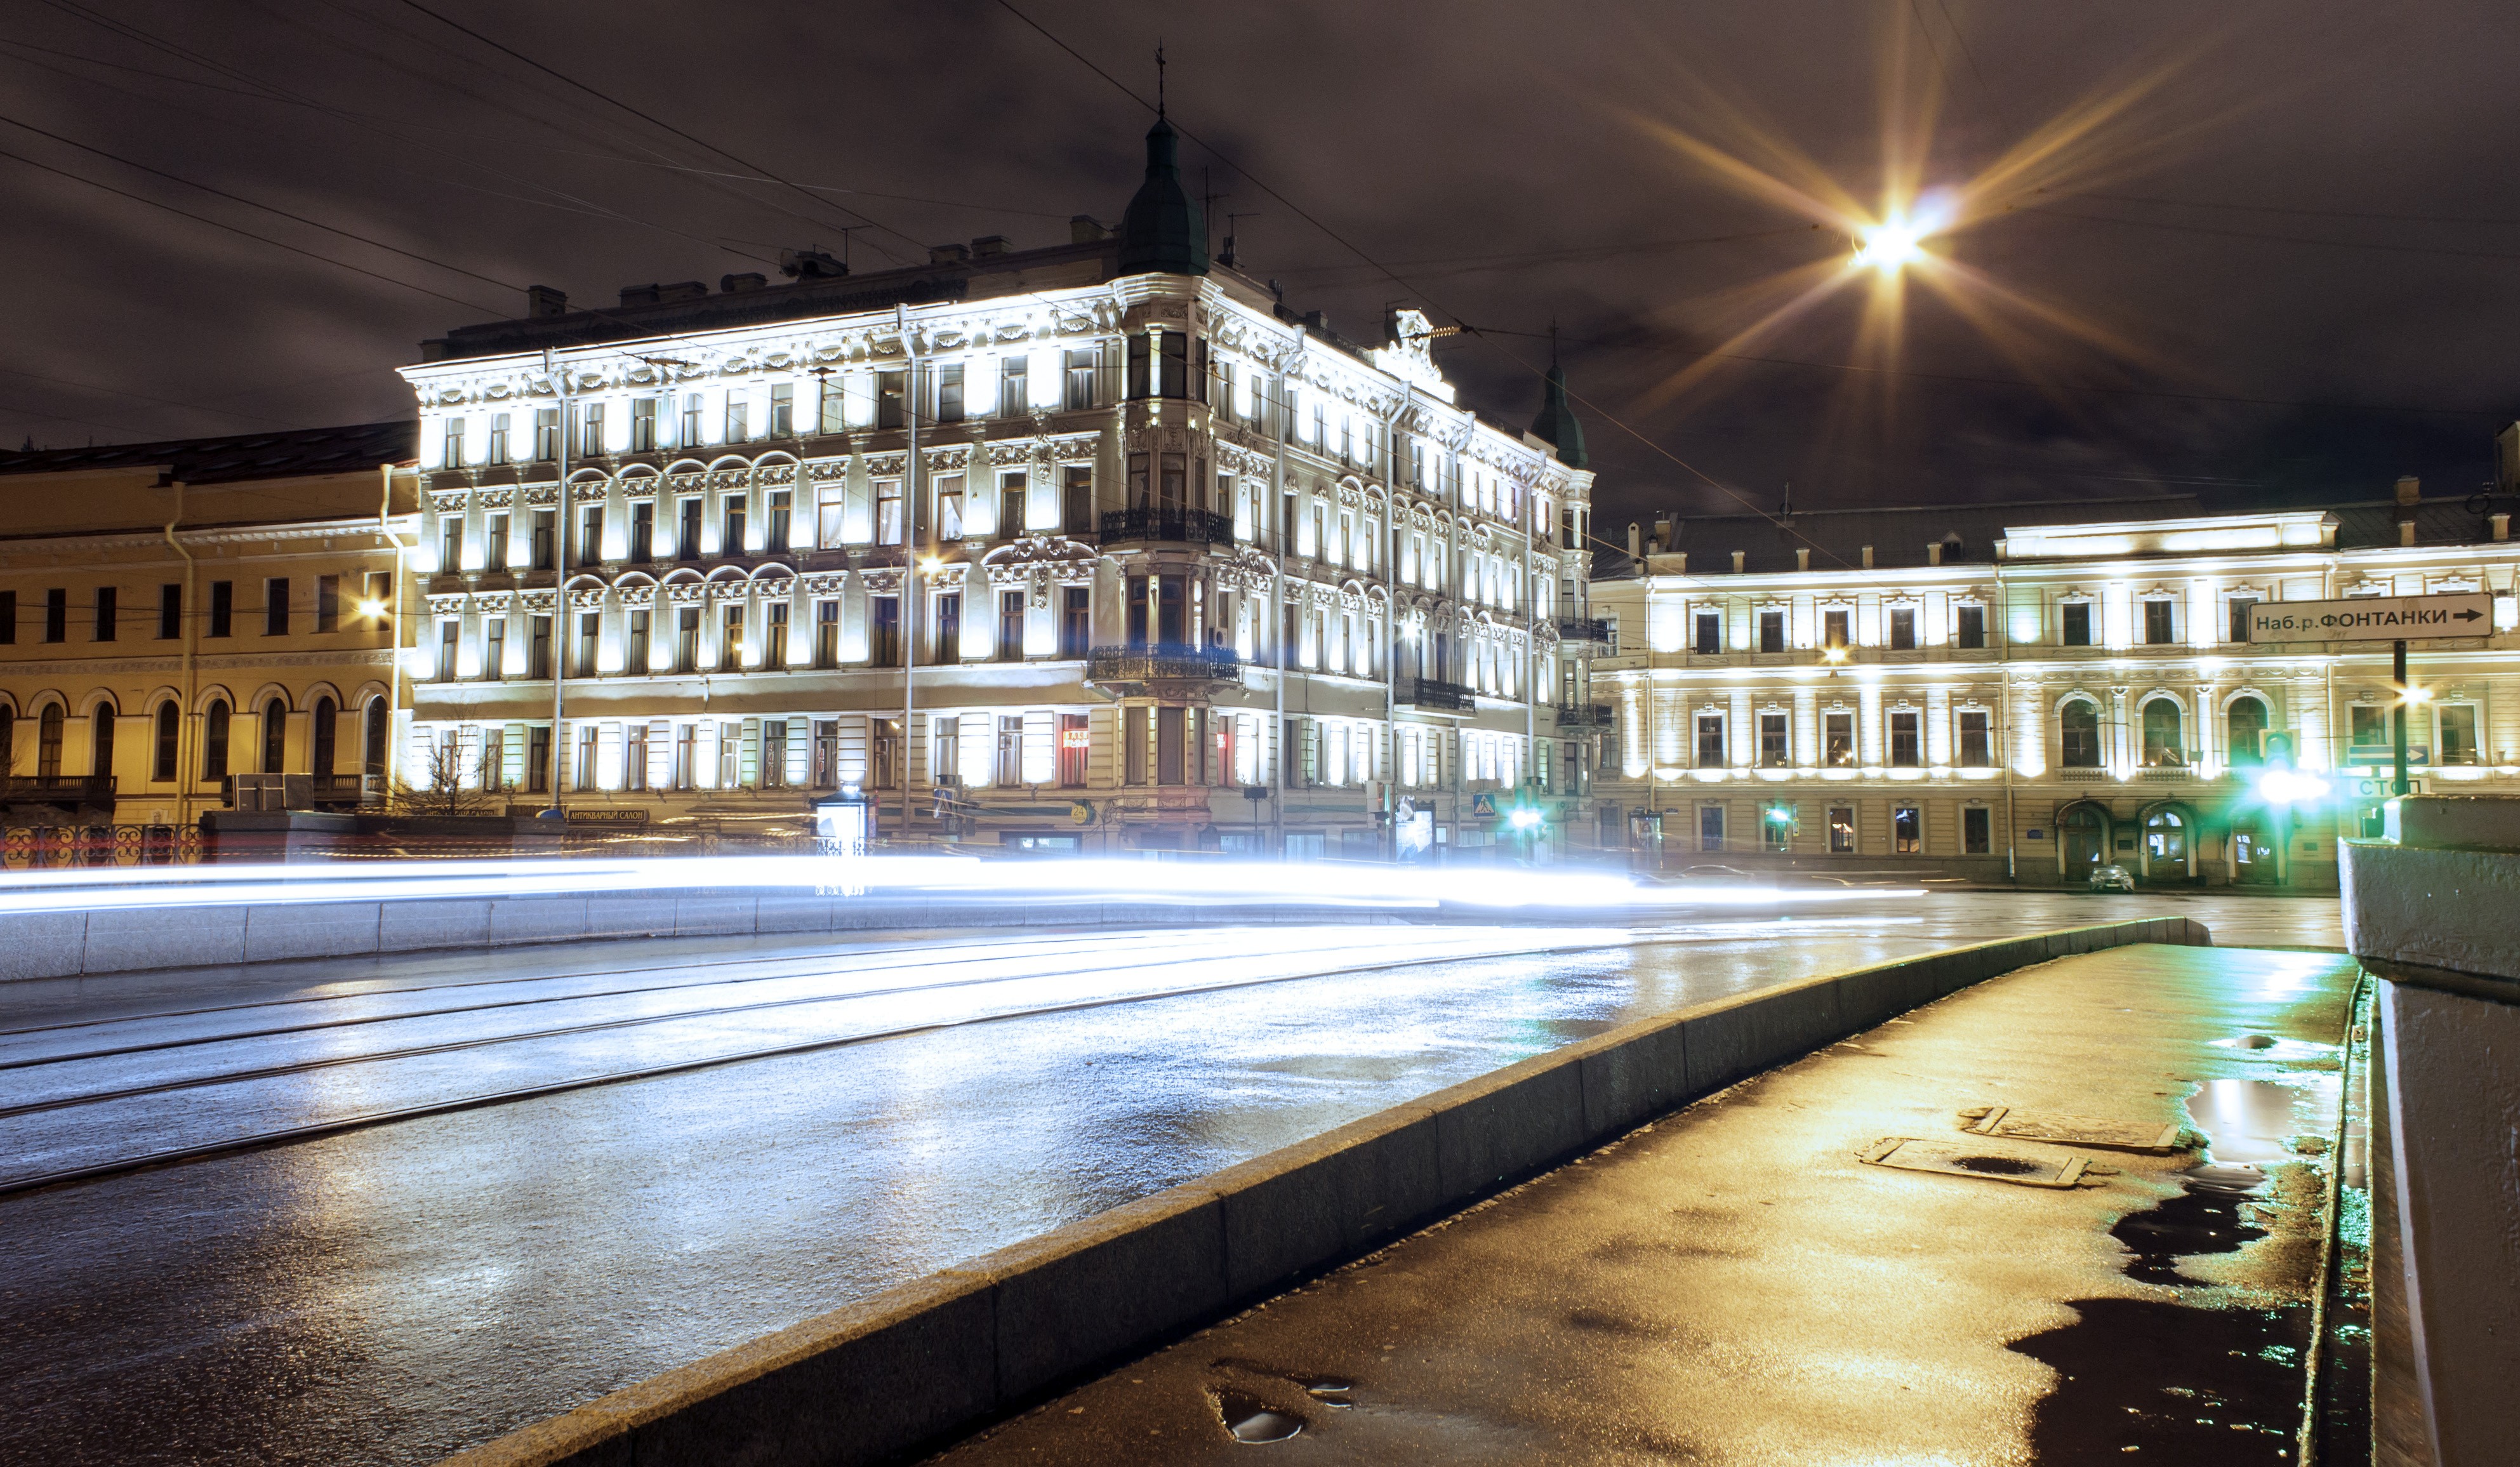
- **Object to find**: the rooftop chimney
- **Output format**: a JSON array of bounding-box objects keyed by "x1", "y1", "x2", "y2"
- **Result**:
[
  {"x1": 1070, "y1": 215, "x2": 1109, "y2": 244},
  {"x1": 779, "y1": 248, "x2": 846, "y2": 279},
  {"x1": 929, "y1": 242, "x2": 971, "y2": 265},
  {"x1": 1861, "y1": 545, "x2": 1874, "y2": 569},
  {"x1": 2493, "y1": 513, "x2": 2510, "y2": 542},
  {"x1": 1928, "y1": 542, "x2": 1943, "y2": 566},
  {"x1": 719, "y1": 272, "x2": 766, "y2": 293},
  {"x1": 1627, "y1": 521, "x2": 1641, "y2": 558},
  {"x1": 1732, "y1": 550, "x2": 1746, "y2": 573},
  {"x1": 971, "y1": 234, "x2": 1011, "y2": 257},
  {"x1": 1301, "y1": 310, "x2": 1332, "y2": 336},
  {"x1": 1796, "y1": 548, "x2": 1810, "y2": 571},
  {"x1": 526, "y1": 284, "x2": 567, "y2": 319},
  {"x1": 2396, "y1": 474, "x2": 2421, "y2": 546}
]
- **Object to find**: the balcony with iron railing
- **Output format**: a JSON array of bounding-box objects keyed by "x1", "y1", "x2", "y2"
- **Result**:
[
  {"x1": 1084, "y1": 643, "x2": 1242, "y2": 689},
  {"x1": 1397, "y1": 677, "x2": 1476, "y2": 714},
  {"x1": 0, "y1": 776, "x2": 117, "y2": 810},
  {"x1": 1553, "y1": 703, "x2": 1614, "y2": 728},
  {"x1": 1098, "y1": 507, "x2": 1237, "y2": 547},
  {"x1": 1555, "y1": 616, "x2": 1611, "y2": 644}
]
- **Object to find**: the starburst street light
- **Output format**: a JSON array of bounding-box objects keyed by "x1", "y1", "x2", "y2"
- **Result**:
[
  {"x1": 1850, "y1": 220, "x2": 1924, "y2": 272},
  {"x1": 1628, "y1": 24, "x2": 2207, "y2": 415}
]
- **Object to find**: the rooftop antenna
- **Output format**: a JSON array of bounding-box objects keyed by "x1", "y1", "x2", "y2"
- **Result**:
[
  {"x1": 1221, "y1": 210, "x2": 1258, "y2": 269},
  {"x1": 1200, "y1": 168, "x2": 1230, "y2": 261}
]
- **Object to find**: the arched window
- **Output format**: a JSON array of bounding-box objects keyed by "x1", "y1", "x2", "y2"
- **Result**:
[
  {"x1": 90, "y1": 700, "x2": 116, "y2": 783},
  {"x1": 363, "y1": 696, "x2": 388, "y2": 776},
  {"x1": 203, "y1": 700, "x2": 230, "y2": 780},
  {"x1": 262, "y1": 698, "x2": 288, "y2": 774},
  {"x1": 154, "y1": 702, "x2": 180, "y2": 781},
  {"x1": 2227, "y1": 696, "x2": 2269, "y2": 767},
  {"x1": 38, "y1": 705, "x2": 64, "y2": 779},
  {"x1": 2140, "y1": 698, "x2": 2184, "y2": 767},
  {"x1": 0, "y1": 706, "x2": 13, "y2": 776},
  {"x1": 2059, "y1": 700, "x2": 2101, "y2": 769},
  {"x1": 312, "y1": 697, "x2": 338, "y2": 779}
]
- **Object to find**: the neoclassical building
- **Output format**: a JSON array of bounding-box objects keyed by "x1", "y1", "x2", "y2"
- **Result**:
[
  {"x1": 395, "y1": 116, "x2": 1598, "y2": 853},
  {"x1": 0, "y1": 423, "x2": 416, "y2": 833},
  {"x1": 1585, "y1": 478, "x2": 2520, "y2": 888}
]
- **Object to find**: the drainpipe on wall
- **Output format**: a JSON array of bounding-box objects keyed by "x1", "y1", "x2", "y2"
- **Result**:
[
  {"x1": 377, "y1": 463, "x2": 408, "y2": 799},
  {"x1": 164, "y1": 478, "x2": 196, "y2": 831},
  {"x1": 1270, "y1": 333, "x2": 1296, "y2": 856},
  {"x1": 547, "y1": 346, "x2": 571, "y2": 816}
]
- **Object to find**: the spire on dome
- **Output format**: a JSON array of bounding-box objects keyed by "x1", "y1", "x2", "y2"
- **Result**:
[
  {"x1": 1117, "y1": 65, "x2": 1207, "y2": 276},
  {"x1": 1529, "y1": 358, "x2": 1588, "y2": 469}
]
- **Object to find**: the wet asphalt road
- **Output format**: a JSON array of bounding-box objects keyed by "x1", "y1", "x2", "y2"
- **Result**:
[{"x1": 0, "y1": 892, "x2": 2338, "y2": 1465}]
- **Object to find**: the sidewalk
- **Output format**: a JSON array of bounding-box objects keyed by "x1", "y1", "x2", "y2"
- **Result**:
[{"x1": 935, "y1": 942, "x2": 2360, "y2": 1465}]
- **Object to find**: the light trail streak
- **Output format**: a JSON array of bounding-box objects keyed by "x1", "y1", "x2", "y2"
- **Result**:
[{"x1": 0, "y1": 855, "x2": 1922, "y2": 917}]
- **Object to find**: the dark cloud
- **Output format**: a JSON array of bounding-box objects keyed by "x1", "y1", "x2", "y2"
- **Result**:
[{"x1": 4, "y1": 0, "x2": 2516, "y2": 530}]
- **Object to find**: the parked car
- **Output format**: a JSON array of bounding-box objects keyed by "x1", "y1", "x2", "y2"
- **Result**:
[{"x1": 2088, "y1": 863, "x2": 2137, "y2": 893}]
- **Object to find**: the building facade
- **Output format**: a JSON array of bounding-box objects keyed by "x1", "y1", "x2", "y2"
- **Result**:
[
  {"x1": 0, "y1": 424, "x2": 416, "y2": 837},
  {"x1": 394, "y1": 118, "x2": 1598, "y2": 854},
  {"x1": 1585, "y1": 481, "x2": 2520, "y2": 888}
]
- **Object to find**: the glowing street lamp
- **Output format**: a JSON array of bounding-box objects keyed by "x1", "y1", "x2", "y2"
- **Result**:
[
  {"x1": 1851, "y1": 219, "x2": 1926, "y2": 273},
  {"x1": 2257, "y1": 770, "x2": 2330, "y2": 807}
]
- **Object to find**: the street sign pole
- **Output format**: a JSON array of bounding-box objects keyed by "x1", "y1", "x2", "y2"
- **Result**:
[{"x1": 2394, "y1": 638, "x2": 2411, "y2": 797}]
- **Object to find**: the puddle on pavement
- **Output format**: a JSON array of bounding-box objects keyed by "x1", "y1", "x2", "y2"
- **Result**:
[
  {"x1": 1212, "y1": 1388, "x2": 1304, "y2": 1444},
  {"x1": 2010, "y1": 1068, "x2": 2347, "y2": 1462},
  {"x1": 2189, "y1": 1079, "x2": 2316, "y2": 1167}
]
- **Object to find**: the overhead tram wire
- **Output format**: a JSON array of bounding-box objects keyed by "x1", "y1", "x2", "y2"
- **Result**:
[
  {"x1": 1458, "y1": 322, "x2": 2507, "y2": 420},
  {"x1": 6, "y1": 14, "x2": 792, "y2": 270},
  {"x1": 0, "y1": 111, "x2": 532, "y2": 300},
  {"x1": 0, "y1": 143, "x2": 504, "y2": 314},
  {"x1": 386, "y1": 0, "x2": 929, "y2": 263},
  {"x1": 988, "y1": 1, "x2": 1925, "y2": 595},
  {"x1": 0, "y1": 36, "x2": 1083, "y2": 232}
]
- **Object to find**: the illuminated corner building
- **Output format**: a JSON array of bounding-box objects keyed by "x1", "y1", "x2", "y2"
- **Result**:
[
  {"x1": 0, "y1": 423, "x2": 418, "y2": 832},
  {"x1": 394, "y1": 117, "x2": 1596, "y2": 855},
  {"x1": 1586, "y1": 468, "x2": 2520, "y2": 889}
]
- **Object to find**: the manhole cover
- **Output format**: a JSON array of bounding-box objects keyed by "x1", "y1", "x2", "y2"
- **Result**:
[
  {"x1": 1959, "y1": 1106, "x2": 2180, "y2": 1155},
  {"x1": 1862, "y1": 1137, "x2": 2092, "y2": 1188}
]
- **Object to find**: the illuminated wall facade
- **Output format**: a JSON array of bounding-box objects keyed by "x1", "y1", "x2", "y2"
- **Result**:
[
  {"x1": 1586, "y1": 496, "x2": 2520, "y2": 887},
  {"x1": 0, "y1": 425, "x2": 417, "y2": 830},
  {"x1": 395, "y1": 234, "x2": 1593, "y2": 851}
]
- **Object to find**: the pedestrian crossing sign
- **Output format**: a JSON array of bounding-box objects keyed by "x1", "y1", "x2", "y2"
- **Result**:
[{"x1": 1470, "y1": 792, "x2": 1498, "y2": 817}]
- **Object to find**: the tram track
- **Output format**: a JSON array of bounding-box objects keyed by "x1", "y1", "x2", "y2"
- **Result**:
[
  {"x1": 0, "y1": 929, "x2": 1534, "y2": 1119},
  {"x1": 0, "y1": 927, "x2": 1249, "y2": 1070},
  {"x1": 0, "y1": 929, "x2": 1665, "y2": 1201}
]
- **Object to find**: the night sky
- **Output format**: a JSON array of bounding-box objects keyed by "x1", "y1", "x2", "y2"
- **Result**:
[{"x1": 6, "y1": 0, "x2": 2517, "y2": 532}]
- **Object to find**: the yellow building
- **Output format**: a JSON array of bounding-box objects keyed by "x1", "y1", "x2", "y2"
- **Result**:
[
  {"x1": 1585, "y1": 477, "x2": 2520, "y2": 889},
  {"x1": 0, "y1": 423, "x2": 417, "y2": 837}
]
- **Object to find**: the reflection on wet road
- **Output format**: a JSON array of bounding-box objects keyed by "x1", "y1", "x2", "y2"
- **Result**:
[{"x1": 0, "y1": 891, "x2": 2338, "y2": 1465}]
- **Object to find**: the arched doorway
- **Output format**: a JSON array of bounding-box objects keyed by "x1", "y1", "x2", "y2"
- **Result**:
[
  {"x1": 37, "y1": 705, "x2": 63, "y2": 779},
  {"x1": 312, "y1": 697, "x2": 337, "y2": 780},
  {"x1": 203, "y1": 700, "x2": 231, "y2": 780},
  {"x1": 89, "y1": 700, "x2": 116, "y2": 785},
  {"x1": 2231, "y1": 807, "x2": 2285, "y2": 886},
  {"x1": 262, "y1": 698, "x2": 288, "y2": 774},
  {"x1": 153, "y1": 702, "x2": 180, "y2": 781},
  {"x1": 2227, "y1": 696, "x2": 2269, "y2": 768},
  {"x1": 2140, "y1": 803, "x2": 2198, "y2": 882},
  {"x1": 2057, "y1": 800, "x2": 2111, "y2": 877}
]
